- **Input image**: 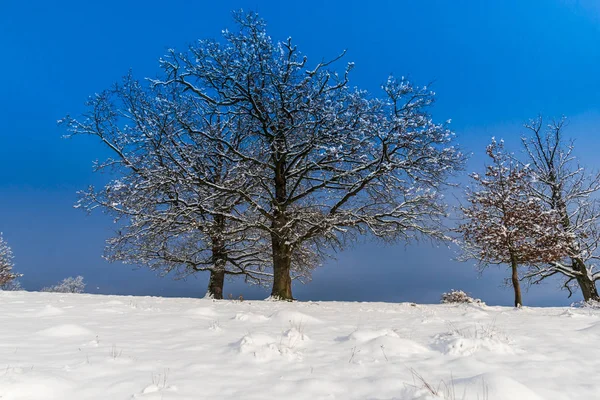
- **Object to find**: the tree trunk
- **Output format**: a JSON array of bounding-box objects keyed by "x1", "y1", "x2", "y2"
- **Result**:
[
  {"x1": 271, "y1": 228, "x2": 293, "y2": 300},
  {"x1": 269, "y1": 131, "x2": 294, "y2": 301},
  {"x1": 573, "y1": 258, "x2": 600, "y2": 301},
  {"x1": 207, "y1": 215, "x2": 227, "y2": 300},
  {"x1": 207, "y1": 268, "x2": 225, "y2": 299},
  {"x1": 553, "y1": 191, "x2": 600, "y2": 301},
  {"x1": 510, "y1": 256, "x2": 523, "y2": 307}
]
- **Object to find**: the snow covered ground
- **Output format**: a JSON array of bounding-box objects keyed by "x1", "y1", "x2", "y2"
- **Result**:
[{"x1": 0, "y1": 291, "x2": 597, "y2": 399}]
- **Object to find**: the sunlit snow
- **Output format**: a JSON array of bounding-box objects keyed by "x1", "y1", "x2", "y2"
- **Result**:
[{"x1": 0, "y1": 291, "x2": 595, "y2": 399}]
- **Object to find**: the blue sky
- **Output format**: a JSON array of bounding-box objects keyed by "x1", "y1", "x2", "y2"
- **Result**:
[{"x1": 1, "y1": 0, "x2": 600, "y2": 305}]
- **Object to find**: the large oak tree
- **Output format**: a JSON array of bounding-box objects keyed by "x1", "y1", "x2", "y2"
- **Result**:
[{"x1": 66, "y1": 11, "x2": 463, "y2": 300}]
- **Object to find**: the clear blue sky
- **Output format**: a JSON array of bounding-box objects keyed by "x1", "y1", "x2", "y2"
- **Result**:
[{"x1": 1, "y1": 0, "x2": 600, "y2": 305}]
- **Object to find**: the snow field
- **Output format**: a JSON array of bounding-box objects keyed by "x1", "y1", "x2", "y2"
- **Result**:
[{"x1": 0, "y1": 291, "x2": 598, "y2": 399}]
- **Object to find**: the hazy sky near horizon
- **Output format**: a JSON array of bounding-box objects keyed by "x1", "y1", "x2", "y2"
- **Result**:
[{"x1": 1, "y1": 0, "x2": 600, "y2": 305}]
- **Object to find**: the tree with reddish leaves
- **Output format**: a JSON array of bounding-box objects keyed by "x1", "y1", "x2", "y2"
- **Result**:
[{"x1": 457, "y1": 139, "x2": 570, "y2": 307}]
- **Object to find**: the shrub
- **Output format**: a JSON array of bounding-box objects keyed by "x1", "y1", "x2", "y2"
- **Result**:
[
  {"x1": 1, "y1": 280, "x2": 23, "y2": 291},
  {"x1": 441, "y1": 289, "x2": 483, "y2": 304},
  {"x1": 571, "y1": 299, "x2": 600, "y2": 309},
  {"x1": 41, "y1": 276, "x2": 86, "y2": 294}
]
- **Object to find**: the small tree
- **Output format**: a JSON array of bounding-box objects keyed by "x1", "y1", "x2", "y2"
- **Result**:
[
  {"x1": 64, "y1": 75, "x2": 276, "y2": 299},
  {"x1": 457, "y1": 139, "x2": 569, "y2": 307},
  {"x1": 41, "y1": 276, "x2": 86, "y2": 294},
  {"x1": 0, "y1": 234, "x2": 19, "y2": 287},
  {"x1": 521, "y1": 117, "x2": 600, "y2": 300}
]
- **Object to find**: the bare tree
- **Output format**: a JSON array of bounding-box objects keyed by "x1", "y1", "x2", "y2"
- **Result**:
[
  {"x1": 154, "y1": 12, "x2": 463, "y2": 299},
  {"x1": 64, "y1": 75, "x2": 276, "y2": 299},
  {"x1": 521, "y1": 117, "x2": 600, "y2": 301},
  {"x1": 66, "y1": 11, "x2": 462, "y2": 300},
  {"x1": 0, "y1": 233, "x2": 19, "y2": 287},
  {"x1": 457, "y1": 139, "x2": 569, "y2": 307}
]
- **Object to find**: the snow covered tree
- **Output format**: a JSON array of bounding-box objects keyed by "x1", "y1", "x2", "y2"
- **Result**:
[
  {"x1": 0, "y1": 233, "x2": 19, "y2": 287},
  {"x1": 41, "y1": 276, "x2": 86, "y2": 294},
  {"x1": 63, "y1": 74, "x2": 275, "y2": 299},
  {"x1": 66, "y1": 11, "x2": 462, "y2": 300},
  {"x1": 457, "y1": 139, "x2": 569, "y2": 307},
  {"x1": 521, "y1": 117, "x2": 600, "y2": 300},
  {"x1": 1, "y1": 280, "x2": 22, "y2": 291},
  {"x1": 152, "y1": 11, "x2": 463, "y2": 299}
]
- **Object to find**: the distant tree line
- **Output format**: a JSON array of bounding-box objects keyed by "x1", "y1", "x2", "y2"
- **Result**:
[{"x1": 0, "y1": 233, "x2": 87, "y2": 294}]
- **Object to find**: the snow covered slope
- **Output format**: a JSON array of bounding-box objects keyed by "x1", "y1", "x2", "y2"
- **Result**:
[{"x1": 0, "y1": 291, "x2": 596, "y2": 399}]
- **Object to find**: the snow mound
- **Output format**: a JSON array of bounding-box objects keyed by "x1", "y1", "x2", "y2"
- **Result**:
[
  {"x1": 460, "y1": 306, "x2": 490, "y2": 318},
  {"x1": 132, "y1": 383, "x2": 178, "y2": 398},
  {"x1": 344, "y1": 328, "x2": 399, "y2": 343},
  {"x1": 92, "y1": 308, "x2": 123, "y2": 314},
  {"x1": 34, "y1": 305, "x2": 65, "y2": 317},
  {"x1": 208, "y1": 320, "x2": 222, "y2": 331},
  {"x1": 454, "y1": 373, "x2": 543, "y2": 400},
  {"x1": 234, "y1": 332, "x2": 303, "y2": 361},
  {"x1": 433, "y1": 328, "x2": 513, "y2": 356},
  {"x1": 185, "y1": 307, "x2": 218, "y2": 318},
  {"x1": 401, "y1": 373, "x2": 542, "y2": 400},
  {"x1": 0, "y1": 372, "x2": 73, "y2": 400},
  {"x1": 36, "y1": 324, "x2": 93, "y2": 338},
  {"x1": 282, "y1": 327, "x2": 310, "y2": 345},
  {"x1": 342, "y1": 329, "x2": 428, "y2": 363},
  {"x1": 420, "y1": 316, "x2": 445, "y2": 324},
  {"x1": 561, "y1": 307, "x2": 598, "y2": 319},
  {"x1": 269, "y1": 310, "x2": 322, "y2": 325},
  {"x1": 559, "y1": 309, "x2": 580, "y2": 318},
  {"x1": 359, "y1": 335, "x2": 429, "y2": 360},
  {"x1": 578, "y1": 321, "x2": 600, "y2": 334},
  {"x1": 232, "y1": 312, "x2": 269, "y2": 322}
]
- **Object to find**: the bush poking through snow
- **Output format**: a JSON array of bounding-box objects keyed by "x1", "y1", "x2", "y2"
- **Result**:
[
  {"x1": 434, "y1": 321, "x2": 512, "y2": 356},
  {"x1": 407, "y1": 368, "x2": 489, "y2": 400},
  {"x1": 41, "y1": 276, "x2": 86, "y2": 294},
  {"x1": 571, "y1": 300, "x2": 600, "y2": 309},
  {"x1": 1, "y1": 279, "x2": 23, "y2": 291},
  {"x1": 109, "y1": 344, "x2": 123, "y2": 360},
  {"x1": 440, "y1": 290, "x2": 483, "y2": 305}
]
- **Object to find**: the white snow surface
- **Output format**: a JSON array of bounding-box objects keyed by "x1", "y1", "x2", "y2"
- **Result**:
[{"x1": 0, "y1": 291, "x2": 597, "y2": 399}]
